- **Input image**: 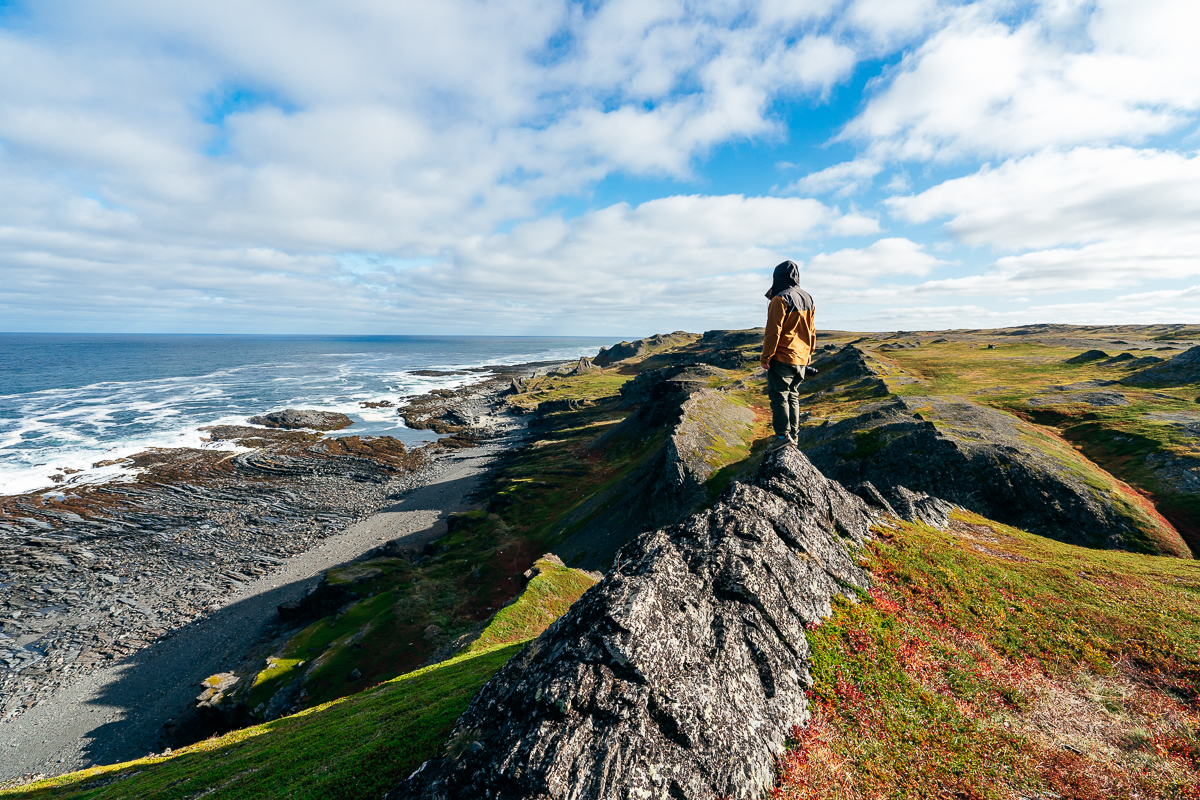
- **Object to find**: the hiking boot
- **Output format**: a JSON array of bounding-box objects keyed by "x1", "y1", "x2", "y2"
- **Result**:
[{"x1": 767, "y1": 436, "x2": 790, "y2": 451}]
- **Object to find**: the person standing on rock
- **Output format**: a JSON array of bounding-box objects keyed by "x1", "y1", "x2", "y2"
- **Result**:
[{"x1": 760, "y1": 260, "x2": 815, "y2": 447}]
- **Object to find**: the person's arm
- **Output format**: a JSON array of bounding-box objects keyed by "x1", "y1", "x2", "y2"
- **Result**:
[
  {"x1": 761, "y1": 297, "x2": 784, "y2": 369},
  {"x1": 805, "y1": 308, "x2": 816, "y2": 365}
]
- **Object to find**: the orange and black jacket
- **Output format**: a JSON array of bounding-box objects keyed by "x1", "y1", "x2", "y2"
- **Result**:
[{"x1": 761, "y1": 294, "x2": 816, "y2": 366}]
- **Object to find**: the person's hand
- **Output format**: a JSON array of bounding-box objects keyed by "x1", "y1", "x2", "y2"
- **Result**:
[{"x1": 760, "y1": 358, "x2": 770, "y2": 371}]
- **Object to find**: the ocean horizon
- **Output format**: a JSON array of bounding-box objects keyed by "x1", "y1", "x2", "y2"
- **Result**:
[{"x1": 0, "y1": 333, "x2": 623, "y2": 497}]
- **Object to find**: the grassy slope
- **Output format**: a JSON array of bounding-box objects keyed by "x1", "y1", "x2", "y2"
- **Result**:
[
  {"x1": 217, "y1": 353, "x2": 771, "y2": 729},
  {"x1": 5, "y1": 559, "x2": 601, "y2": 799},
  {"x1": 3, "y1": 642, "x2": 523, "y2": 800},
  {"x1": 461, "y1": 556, "x2": 597, "y2": 655},
  {"x1": 870, "y1": 340, "x2": 1198, "y2": 557},
  {"x1": 777, "y1": 511, "x2": 1200, "y2": 799}
]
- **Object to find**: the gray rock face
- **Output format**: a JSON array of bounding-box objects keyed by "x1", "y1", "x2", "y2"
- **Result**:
[
  {"x1": 850, "y1": 481, "x2": 954, "y2": 528},
  {"x1": 801, "y1": 395, "x2": 1188, "y2": 556},
  {"x1": 247, "y1": 409, "x2": 354, "y2": 431},
  {"x1": 665, "y1": 389, "x2": 755, "y2": 510},
  {"x1": 618, "y1": 365, "x2": 728, "y2": 407},
  {"x1": 800, "y1": 345, "x2": 888, "y2": 403},
  {"x1": 388, "y1": 447, "x2": 872, "y2": 800},
  {"x1": 569, "y1": 358, "x2": 597, "y2": 375},
  {"x1": 1123, "y1": 345, "x2": 1200, "y2": 386}
]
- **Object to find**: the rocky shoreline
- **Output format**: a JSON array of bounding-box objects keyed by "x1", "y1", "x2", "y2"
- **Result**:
[{"x1": 0, "y1": 358, "x2": 565, "y2": 776}]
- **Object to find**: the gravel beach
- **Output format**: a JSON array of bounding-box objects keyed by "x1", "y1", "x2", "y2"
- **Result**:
[{"x1": 0, "y1": 363, "x2": 547, "y2": 784}]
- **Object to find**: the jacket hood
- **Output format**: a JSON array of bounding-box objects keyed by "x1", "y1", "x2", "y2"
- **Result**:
[{"x1": 765, "y1": 260, "x2": 813, "y2": 313}]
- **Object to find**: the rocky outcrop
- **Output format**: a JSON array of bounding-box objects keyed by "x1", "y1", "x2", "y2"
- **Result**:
[
  {"x1": 618, "y1": 365, "x2": 728, "y2": 407},
  {"x1": 801, "y1": 396, "x2": 1191, "y2": 557},
  {"x1": 692, "y1": 330, "x2": 762, "y2": 368},
  {"x1": 1065, "y1": 349, "x2": 1109, "y2": 363},
  {"x1": 697, "y1": 329, "x2": 763, "y2": 349},
  {"x1": 247, "y1": 409, "x2": 353, "y2": 431},
  {"x1": 1123, "y1": 345, "x2": 1200, "y2": 386},
  {"x1": 664, "y1": 390, "x2": 755, "y2": 510},
  {"x1": 1026, "y1": 391, "x2": 1129, "y2": 407},
  {"x1": 593, "y1": 333, "x2": 693, "y2": 367},
  {"x1": 568, "y1": 358, "x2": 597, "y2": 375},
  {"x1": 551, "y1": 383, "x2": 749, "y2": 570},
  {"x1": 850, "y1": 480, "x2": 955, "y2": 528},
  {"x1": 798, "y1": 344, "x2": 888, "y2": 402},
  {"x1": 388, "y1": 447, "x2": 872, "y2": 800},
  {"x1": 594, "y1": 340, "x2": 646, "y2": 367}
]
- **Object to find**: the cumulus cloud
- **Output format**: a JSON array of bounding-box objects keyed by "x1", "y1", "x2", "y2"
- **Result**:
[
  {"x1": 788, "y1": 158, "x2": 881, "y2": 196},
  {"x1": 847, "y1": 0, "x2": 1200, "y2": 160},
  {"x1": 0, "y1": 193, "x2": 878, "y2": 333},
  {"x1": 808, "y1": 237, "x2": 948, "y2": 283},
  {"x1": 884, "y1": 147, "x2": 1200, "y2": 297},
  {"x1": 889, "y1": 147, "x2": 1200, "y2": 249},
  {"x1": 2, "y1": 0, "x2": 1199, "y2": 334}
]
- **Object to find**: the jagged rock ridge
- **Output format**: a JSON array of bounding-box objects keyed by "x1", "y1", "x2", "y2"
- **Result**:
[{"x1": 389, "y1": 447, "x2": 873, "y2": 800}]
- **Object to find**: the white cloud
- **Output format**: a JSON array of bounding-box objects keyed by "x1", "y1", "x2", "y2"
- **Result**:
[
  {"x1": 788, "y1": 158, "x2": 881, "y2": 195},
  {"x1": 2, "y1": 0, "x2": 1199, "y2": 335},
  {"x1": 0, "y1": 193, "x2": 873, "y2": 333},
  {"x1": 847, "y1": 0, "x2": 1200, "y2": 160},
  {"x1": 882, "y1": 147, "x2": 1200, "y2": 297},
  {"x1": 888, "y1": 147, "x2": 1200, "y2": 249},
  {"x1": 808, "y1": 238, "x2": 948, "y2": 284},
  {"x1": 0, "y1": 1, "x2": 866, "y2": 258},
  {"x1": 846, "y1": 0, "x2": 942, "y2": 47}
]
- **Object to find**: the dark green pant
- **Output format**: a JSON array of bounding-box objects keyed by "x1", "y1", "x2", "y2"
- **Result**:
[{"x1": 767, "y1": 360, "x2": 805, "y2": 438}]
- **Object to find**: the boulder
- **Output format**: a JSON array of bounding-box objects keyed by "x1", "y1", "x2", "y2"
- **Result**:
[
  {"x1": 387, "y1": 447, "x2": 872, "y2": 800},
  {"x1": 570, "y1": 357, "x2": 597, "y2": 375},
  {"x1": 1065, "y1": 349, "x2": 1109, "y2": 364},
  {"x1": 247, "y1": 409, "x2": 353, "y2": 431}
]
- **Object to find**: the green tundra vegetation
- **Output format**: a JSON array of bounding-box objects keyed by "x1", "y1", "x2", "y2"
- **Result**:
[
  {"x1": 8, "y1": 327, "x2": 1200, "y2": 799},
  {"x1": 877, "y1": 340, "x2": 1200, "y2": 554},
  {"x1": 779, "y1": 511, "x2": 1200, "y2": 799}
]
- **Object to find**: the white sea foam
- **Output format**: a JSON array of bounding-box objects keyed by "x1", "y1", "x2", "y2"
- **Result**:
[{"x1": 0, "y1": 338, "x2": 608, "y2": 496}]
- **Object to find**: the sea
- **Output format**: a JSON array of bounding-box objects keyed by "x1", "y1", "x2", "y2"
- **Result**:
[{"x1": 0, "y1": 334, "x2": 621, "y2": 497}]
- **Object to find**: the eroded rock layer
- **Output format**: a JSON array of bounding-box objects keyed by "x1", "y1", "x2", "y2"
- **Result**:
[{"x1": 389, "y1": 447, "x2": 872, "y2": 800}]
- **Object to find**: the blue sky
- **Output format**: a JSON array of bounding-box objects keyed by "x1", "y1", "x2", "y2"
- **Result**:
[{"x1": 0, "y1": 0, "x2": 1198, "y2": 335}]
